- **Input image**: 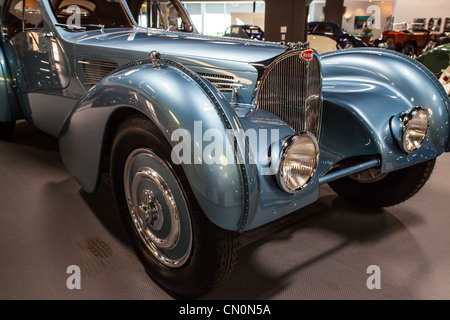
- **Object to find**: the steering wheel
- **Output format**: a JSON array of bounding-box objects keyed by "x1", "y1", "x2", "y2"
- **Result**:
[{"x1": 58, "y1": 5, "x2": 102, "y2": 26}]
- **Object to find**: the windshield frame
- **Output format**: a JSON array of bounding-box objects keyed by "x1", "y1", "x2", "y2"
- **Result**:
[
  {"x1": 41, "y1": 0, "x2": 196, "y2": 32},
  {"x1": 131, "y1": 0, "x2": 195, "y2": 33}
]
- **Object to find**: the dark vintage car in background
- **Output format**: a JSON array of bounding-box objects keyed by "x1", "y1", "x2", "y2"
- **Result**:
[
  {"x1": 223, "y1": 24, "x2": 265, "y2": 40},
  {"x1": 417, "y1": 43, "x2": 450, "y2": 95},
  {"x1": 307, "y1": 21, "x2": 368, "y2": 48},
  {"x1": 1, "y1": 0, "x2": 450, "y2": 298}
]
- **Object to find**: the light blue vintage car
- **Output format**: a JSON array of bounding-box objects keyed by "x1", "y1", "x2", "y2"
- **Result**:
[{"x1": 1, "y1": 0, "x2": 449, "y2": 298}]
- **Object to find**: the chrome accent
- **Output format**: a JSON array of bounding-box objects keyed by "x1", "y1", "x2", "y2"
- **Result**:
[
  {"x1": 149, "y1": 51, "x2": 161, "y2": 68},
  {"x1": 278, "y1": 132, "x2": 319, "y2": 193},
  {"x1": 79, "y1": 60, "x2": 119, "y2": 85},
  {"x1": 124, "y1": 148, "x2": 192, "y2": 268},
  {"x1": 41, "y1": 32, "x2": 54, "y2": 38},
  {"x1": 256, "y1": 49, "x2": 322, "y2": 137},
  {"x1": 400, "y1": 107, "x2": 430, "y2": 153},
  {"x1": 138, "y1": 190, "x2": 164, "y2": 231},
  {"x1": 198, "y1": 72, "x2": 242, "y2": 94}
]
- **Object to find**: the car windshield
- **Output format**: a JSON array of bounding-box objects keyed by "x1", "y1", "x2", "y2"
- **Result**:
[
  {"x1": 126, "y1": 0, "x2": 193, "y2": 32},
  {"x1": 51, "y1": 0, "x2": 132, "y2": 29}
]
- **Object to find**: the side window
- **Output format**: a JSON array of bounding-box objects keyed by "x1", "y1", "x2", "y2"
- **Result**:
[
  {"x1": 137, "y1": 0, "x2": 190, "y2": 32},
  {"x1": 314, "y1": 23, "x2": 333, "y2": 35},
  {"x1": 445, "y1": 18, "x2": 450, "y2": 33},
  {"x1": 3, "y1": 0, "x2": 43, "y2": 39},
  {"x1": 308, "y1": 23, "x2": 317, "y2": 33}
]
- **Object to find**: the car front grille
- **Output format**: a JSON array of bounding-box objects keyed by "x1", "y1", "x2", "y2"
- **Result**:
[{"x1": 255, "y1": 50, "x2": 322, "y2": 137}]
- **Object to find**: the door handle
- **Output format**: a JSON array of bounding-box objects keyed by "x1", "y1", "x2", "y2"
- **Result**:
[{"x1": 41, "y1": 32, "x2": 54, "y2": 38}]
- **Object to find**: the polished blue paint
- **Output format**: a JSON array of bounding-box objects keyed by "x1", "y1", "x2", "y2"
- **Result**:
[
  {"x1": 319, "y1": 48, "x2": 450, "y2": 172},
  {"x1": 2, "y1": 0, "x2": 450, "y2": 232}
]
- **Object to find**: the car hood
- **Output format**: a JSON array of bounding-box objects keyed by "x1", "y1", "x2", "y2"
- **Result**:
[{"x1": 73, "y1": 28, "x2": 286, "y2": 65}]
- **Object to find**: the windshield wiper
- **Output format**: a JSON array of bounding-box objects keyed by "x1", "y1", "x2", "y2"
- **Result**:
[
  {"x1": 55, "y1": 23, "x2": 86, "y2": 30},
  {"x1": 55, "y1": 23, "x2": 105, "y2": 31},
  {"x1": 82, "y1": 24, "x2": 105, "y2": 30}
]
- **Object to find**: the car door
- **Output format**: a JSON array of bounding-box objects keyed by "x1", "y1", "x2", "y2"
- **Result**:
[{"x1": 1, "y1": 0, "x2": 72, "y2": 136}]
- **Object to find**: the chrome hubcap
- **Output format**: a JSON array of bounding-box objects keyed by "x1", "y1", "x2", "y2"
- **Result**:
[
  {"x1": 124, "y1": 148, "x2": 192, "y2": 268},
  {"x1": 138, "y1": 190, "x2": 163, "y2": 231}
]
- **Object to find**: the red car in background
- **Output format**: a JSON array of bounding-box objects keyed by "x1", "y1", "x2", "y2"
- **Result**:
[{"x1": 379, "y1": 30, "x2": 432, "y2": 57}]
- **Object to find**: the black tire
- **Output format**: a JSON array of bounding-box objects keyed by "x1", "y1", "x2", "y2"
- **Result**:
[
  {"x1": 110, "y1": 115, "x2": 238, "y2": 298},
  {"x1": 0, "y1": 121, "x2": 15, "y2": 139},
  {"x1": 343, "y1": 41, "x2": 356, "y2": 49},
  {"x1": 328, "y1": 159, "x2": 436, "y2": 208},
  {"x1": 401, "y1": 43, "x2": 416, "y2": 57}
]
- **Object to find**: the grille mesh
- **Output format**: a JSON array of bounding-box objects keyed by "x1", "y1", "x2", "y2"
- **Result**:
[
  {"x1": 82, "y1": 60, "x2": 119, "y2": 85},
  {"x1": 198, "y1": 72, "x2": 237, "y2": 93},
  {"x1": 256, "y1": 50, "x2": 322, "y2": 137}
]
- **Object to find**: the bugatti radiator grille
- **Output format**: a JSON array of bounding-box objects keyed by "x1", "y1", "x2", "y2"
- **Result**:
[{"x1": 255, "y1": 50, "x2": 322, "y2": 137}]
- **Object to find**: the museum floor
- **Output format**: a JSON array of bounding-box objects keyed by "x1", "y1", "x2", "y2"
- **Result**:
[{"x1": 1, "y1": 120, "x2": 449, "y2": 300}]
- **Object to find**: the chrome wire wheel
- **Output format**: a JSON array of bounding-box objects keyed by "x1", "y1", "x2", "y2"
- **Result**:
[{"x1": 123, "y1": 148, "x2": 192, "y2": 268}]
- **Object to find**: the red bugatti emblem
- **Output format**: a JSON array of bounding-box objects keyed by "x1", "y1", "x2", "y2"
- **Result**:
[{"x1": 300, "y1": 49, "x2": 314, "y2": 61}]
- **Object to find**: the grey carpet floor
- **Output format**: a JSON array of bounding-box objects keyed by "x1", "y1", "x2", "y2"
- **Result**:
[{"x1": 1, "y1": 121, "x2": 449, "y2": 300}]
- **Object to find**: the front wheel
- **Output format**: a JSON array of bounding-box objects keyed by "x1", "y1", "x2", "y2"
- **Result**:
[
  {"x1": 0, "y1": 121, "x2": 15, "y2": 139},
  {"x1": 110, "y1": 115, "x2": 238, "y2": 298},
  {"x1": 328, "y1": 159, "x2": 436, "y2": 208}
]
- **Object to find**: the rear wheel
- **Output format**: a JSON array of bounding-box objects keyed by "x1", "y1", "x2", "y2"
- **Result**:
[
  {"x1": 401, "y1": 43, "x2": 416, "y2": 57},
  {"x1": 110, "y1": 115, "x2": 238, "y2": 298},
  {"x1": 0, "y1": 121, "x2": 15, "y2": 139},
  {"x1": 328, "y1": 159, "x2": 436, "y2": 208}
]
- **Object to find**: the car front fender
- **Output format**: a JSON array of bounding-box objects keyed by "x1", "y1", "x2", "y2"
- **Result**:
[
  {"x1": 318, "y1": 48, "x2": 450, "y2": 174},
  {"x1": 59, "y1": 59, "x2": 253, "y2": 231}
]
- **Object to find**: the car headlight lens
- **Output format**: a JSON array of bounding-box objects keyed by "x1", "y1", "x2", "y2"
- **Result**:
[
  {"x1": 279, "y1": 133, "x2": 319, "y2": 193},
  {"x1": 402, "y1": 107, "x2": 429, "y2": 153}
]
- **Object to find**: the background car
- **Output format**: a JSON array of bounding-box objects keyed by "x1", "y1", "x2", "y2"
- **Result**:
[
  {"x1": 307, "y1": 34, "x2": 339, "y2": 54},
  {"x1": 308, "y1": 21, "x2": 368, "y2": 49},
  {"x1": 223, "y1": 25, "x2": 264, "y2": 40},
  {"x1": 417, "y1": 43, "x2": 450, "y2": 77},
  {"x1": 376, "y1": 29, "x2": 432, "y2": 57},
  {"x1": 417, "y1": 43, "x2": 450, "y2": 95}
]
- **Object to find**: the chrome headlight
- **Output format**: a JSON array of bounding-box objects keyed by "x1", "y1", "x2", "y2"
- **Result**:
[
  {"x1": 391, "y1": 107, "x2": 430, "y2": 153},
  {"x1": 402, "y1": 107, "x2": 429, "y2": 153},
  {"x1": 278, "y1": 133, "x2": 319, "y2": 193}
]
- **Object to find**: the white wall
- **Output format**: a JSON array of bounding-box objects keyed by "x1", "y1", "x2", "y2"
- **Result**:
[
  {"x1": 341, "y1": 1, "x2": 394, "y2": 39},
  {"x1": 231, "y1": 13, "x2": 265, "y2": 28},
  {"x1": 394, "y1": 0, "x2": 450, "y2": 32}
]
